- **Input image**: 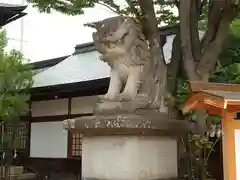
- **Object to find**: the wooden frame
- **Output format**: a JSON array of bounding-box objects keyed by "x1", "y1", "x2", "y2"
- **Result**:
[
  {"x1": 0, "y1": 121, "x2": 29, "y2": 151},
  {"x1": 67, "y1": 132, "x2": 82, "y2": 159},
  {"x1": 28, "y1": 94, "x2": 93, "y2": 159},
  {"x1": 221, "y1": 111, "x2": 240, "y2": 180},
  {"x1": 67, "y1": 114, "x2": 92, "y2": 159},
  {"x1": 6, "y1": 122, "x2": 29, "y2": 150},
  {"x1": 183, "y1": 81, "x2": 240, "y2": 180}
]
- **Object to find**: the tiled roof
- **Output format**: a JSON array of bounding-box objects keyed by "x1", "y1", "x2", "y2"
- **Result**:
[{"x1": 33, "y1": 51, "x2": 110, "y2": 88}]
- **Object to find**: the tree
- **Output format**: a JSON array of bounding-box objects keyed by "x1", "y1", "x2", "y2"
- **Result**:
[
  {"x1": 0, "y1": 30, "x2": 33, "y2": 121},
  {"x1": 0, "y1": 30, "x2": 33, "y2": 178}
]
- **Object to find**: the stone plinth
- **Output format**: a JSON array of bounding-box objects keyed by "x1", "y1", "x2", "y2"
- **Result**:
[
  {"x1": 83, "y1": 136, "x2": 177, "y2": 180},
  {"x1": 63, "y1": 112, "x2": 193, "y2": 180}
]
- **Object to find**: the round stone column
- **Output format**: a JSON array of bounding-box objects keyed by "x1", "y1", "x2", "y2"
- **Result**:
[{"x1": 63, "y1": 112, "x2": 193, "y2": 180}]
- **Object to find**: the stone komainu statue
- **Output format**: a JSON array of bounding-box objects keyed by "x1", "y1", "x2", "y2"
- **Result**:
[{"x1": 84, "y1": 16, "x2": 160, "y2": 112}]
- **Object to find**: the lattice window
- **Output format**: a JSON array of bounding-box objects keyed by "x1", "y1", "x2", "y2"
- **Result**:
[
  {"x1": 70, "y1": 132, "x2": 82, "y2": 157},
  {"x1": 5, "y1": 122, "x2": 28, "y2": 150}
]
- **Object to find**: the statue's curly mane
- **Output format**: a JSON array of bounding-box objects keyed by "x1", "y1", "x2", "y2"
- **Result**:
[{"x1": 90, "y1": 16, "x2": 148, "y2": 67}]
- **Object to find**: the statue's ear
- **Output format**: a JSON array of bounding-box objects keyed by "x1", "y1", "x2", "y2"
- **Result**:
[{"x1": 84, "y1": 22, "x2": 102, "y2": 30}]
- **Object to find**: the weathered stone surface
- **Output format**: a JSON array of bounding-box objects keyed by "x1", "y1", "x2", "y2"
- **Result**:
[
  {"x1": 82, "y1": 136, "x2": 178, "y2": 180},
  {"x1": 63, "y1": 112, "x2": 193, "y2": 136},
  {"x1": 94, "y1": 95, "x2": 150, "y2": 114},
  {"x1": 85, "y1": 16, "x2": 150, "y2": 104}
]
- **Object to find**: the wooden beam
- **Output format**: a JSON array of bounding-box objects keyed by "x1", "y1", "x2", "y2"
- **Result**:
[
  {"x1": 189, "y1": 81, "x2": 240, "y2": 92},
  {"x1": 182, "y1": 92, "x2": 225, "y2": 114}
]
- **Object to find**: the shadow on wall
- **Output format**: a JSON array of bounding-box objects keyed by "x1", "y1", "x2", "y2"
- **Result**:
[
  {"x1": 207, "y1": 137, "x2": 223, "y2": 180},
  {"x1": 26, "y1": 158, "x2": 81, "y2": 180}
]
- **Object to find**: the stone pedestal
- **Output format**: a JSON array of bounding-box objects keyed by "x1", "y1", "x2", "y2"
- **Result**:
[
  {"x1": 83, "y1": 136, "x2": 177, "y2": 180},
  {"x1": 63, "y1": 112, "x2": 193, "y2": 180}
]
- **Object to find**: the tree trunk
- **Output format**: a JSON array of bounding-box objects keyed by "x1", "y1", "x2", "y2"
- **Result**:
[
  {"x1": 179, "y1": 0, "x2": 200, "y2": 81},
  {"x1": 166, "y1": 30, "x2": 182, "y2": 117},
  {"x1": 138, "y1": 0, "x2": 167, "y2": 111}
]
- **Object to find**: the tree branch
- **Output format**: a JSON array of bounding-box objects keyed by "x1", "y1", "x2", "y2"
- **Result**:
[
  {"x1": 166, "y1": 31, "x2": 182, "y2": 117},
  {"x1": 137, "y1": 0, "x2": 165, "y2": 67},
  {"x1": 124, "y1": 0, "x2": 142, "y2": 20},
  {"x1": 137, "y1": 0, "x2": 167, "y2": 110},
  {"x1": 137, "y1": 0, "x2": 158, "y2": 39},
  {"x1": 198, "y1": 3, "x2": 239, "y2": 76},
  {"x1": 167, "y1": 31, "x2": 181, "y2": 94},
  {"x1": 190, "y1": 0, "x2": 201, "y2": 62},
  {"x1": 179, "y1": 0, "x2": 200, "y2": 80},
  {"x1": 200, "y1": 1, "x2": 225, "y2": 49},
  {"x1": 97, "y1": 1, "x2": 121, "y2": 14}
]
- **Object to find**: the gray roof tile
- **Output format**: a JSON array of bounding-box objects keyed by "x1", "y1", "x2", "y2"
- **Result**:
[{"x1": 33, "y1": 51, "x2": 110, "y2": 88}]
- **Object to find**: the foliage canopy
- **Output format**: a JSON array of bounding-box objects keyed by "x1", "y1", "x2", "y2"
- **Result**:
[{"x1": 0, "y1": 30, "x2": 33, "y2": 122}]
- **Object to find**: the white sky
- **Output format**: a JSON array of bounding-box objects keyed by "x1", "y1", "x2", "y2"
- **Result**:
[
  {"x1": 1, "y1": 0, "x2": 117, "y2": 62},
  {"x1": 2, "y1": 0, "x2": 177, "y2": 63}
]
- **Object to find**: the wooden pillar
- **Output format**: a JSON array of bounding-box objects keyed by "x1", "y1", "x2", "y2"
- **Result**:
[{"x1": 222, "y1": 111, "x2": 240, "y2": 180}]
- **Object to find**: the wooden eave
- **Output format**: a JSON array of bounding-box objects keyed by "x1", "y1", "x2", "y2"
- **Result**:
[
  {"x1": 0, "y1": 3, "x2": 27, "y2": 27},
  {"x1": 182, "y1": 82, "x2": 240, "y2": 116},
  {"x1": 30, "y1": 78, "x2": 109, "y2": 101}
]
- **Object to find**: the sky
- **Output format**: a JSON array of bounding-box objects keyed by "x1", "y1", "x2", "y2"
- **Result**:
[{"x1": 1, "y1": 0, "x2": 117, "y2": 62}]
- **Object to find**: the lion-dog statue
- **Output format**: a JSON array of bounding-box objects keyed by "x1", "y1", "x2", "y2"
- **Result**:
[{"x1": 85, "y1": 16, "x2": 150, "y2": 103}]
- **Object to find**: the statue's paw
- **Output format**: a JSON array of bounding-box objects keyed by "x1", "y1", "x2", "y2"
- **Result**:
[
  {"x1": 98, "y1": 95, "x2": 105, "y2": 102},
  {"x1": 98, "y1": 94, "x2": 116, "y2": 102},
  {"x1": 115, "y1": 93, "x2": 134, "y2": 102},
  {"x1": 106, "y1": 36, "x2": 114, "y2": 42}
]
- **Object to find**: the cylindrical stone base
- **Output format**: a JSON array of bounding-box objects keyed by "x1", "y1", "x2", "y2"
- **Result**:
[{"x1": 82, "y1": 136, "x2": 178, "y2": 180}]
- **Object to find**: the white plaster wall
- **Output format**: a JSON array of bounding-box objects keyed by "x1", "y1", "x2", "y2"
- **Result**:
[
  {"x1": 30, "y1": 121, "x2": 68, "y2": 158},
  {"x1": 71, "y1": 96, "x2": 97, "y2": 115},
  {"x1": 31, "y1": 99, "x2": 68, "y2": 117},
  {"x1": 235, "y1": 129, "x2": 240, "y2": 180},
  {"x1": 82, "y1": 136, "x2": 178, "y2": 180}
]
